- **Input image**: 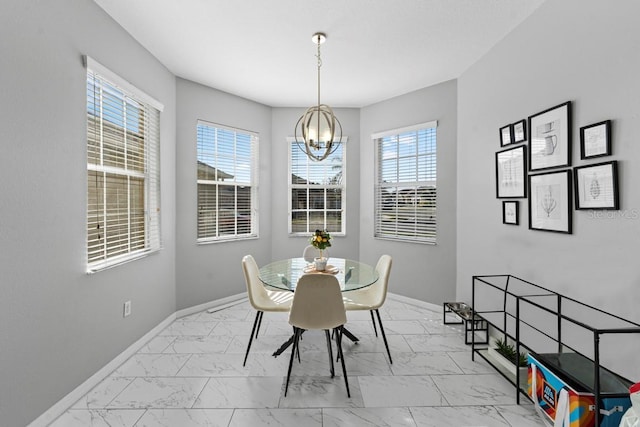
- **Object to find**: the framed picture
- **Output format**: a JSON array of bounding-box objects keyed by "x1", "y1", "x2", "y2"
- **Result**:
[
  {"x1": 574, "y1": 161, "x2": 619, "y2": 210},
  {"x1": 580, "y1": 120, "x2": 611, "y2": 159},
  {"x1": 500, "y1": 124, "x2": 513, "y2": 146},
  {"x1": 503, "y1": 201, "x2": 519, "y2": 225},
  {"x1": 496, "y1": 145, "x2": 527, "y2": 198},
  {"x1": 528, "y1": 101, "x2": 572, "y2": 171},
  {"x1": 513, "y1": 119, "x2": 527, "y2": 143},
  {"x1": 528, "y1": 170, "x2": 572, "y2": 234}
]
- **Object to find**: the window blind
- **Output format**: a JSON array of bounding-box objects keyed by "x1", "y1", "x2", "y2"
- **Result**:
[
  {"x1": 86, "y1": 58, "x2": 162, "y2": 272},
  {"x1": 197, "y1": 121, "x2": 258, "y2": 242},
  {"x1": 374, "y1": 122, "x2": 437, "y2": 244},
  {"x1": 288, "y1": 138, "x2": 346, "y2": 235}
]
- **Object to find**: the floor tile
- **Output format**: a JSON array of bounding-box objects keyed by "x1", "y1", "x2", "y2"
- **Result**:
[
  {"x1": 176, "y1": 354, "x2": 250, "y2": 377},
  {"x1": 135, "y1": 408, "x2": 233, "y2": 426},
  {"x1": 162, "y1": 335, "x2": 233, "y2": 354},
  {"x1": 389, "y1": 352, "x2": 464, "y2": 375},
  {"x1": 431, "y1": 374, "x2": 517, "y2": 406},
  {"x1": 495, "y1": 404, "x2": 546, "y2": 427},
  {"x1": 323, "y1": 407, "x2": 417, "y2": 427},
  {"x1": 138, "y1": 336, "x2": 176, "y2": 353},
  {"x1": 404, "y1": 333, "x2": 470, "y2": 352},
  {"x1": 278, "y1": 376, "x2": 364, "y2": 408},
  {"x1": 447, "y1": 350, "x2": 497, "y2": 374},
  {"x1": 108, "y1": 377, "x2": 208, "y2": 408},
  {"x1": 49, "y1": 409, "x2": 144, "y2": 427},
  {"x1": 111, "y1": 354, "x2": 191, "y2": 377},
  {"x1": 410, "y1": 405, "x2": 511, "y2": 426},
  {"x1": 193, "y1": 377, "x2": 283, "y2": 408},
  {"x1": 159, "y1": 320, "x2": 217, "y2": 336},
  {"x1": 72, "y1": 377, "x2": 134, "y2": 409},
  {"x1": 228, "y1": 408, "x2": 322, "y2": 427},
  {"x1": 358, "y1": 375, "x2": 446, "y2": 407}
]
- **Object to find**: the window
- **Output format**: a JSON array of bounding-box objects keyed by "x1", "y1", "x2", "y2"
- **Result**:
[
  {"x1": 289, "y1": 138, "x2": 346, "y2": 235},
  {"x1": 197, "y1": 121, "x2": 258, "y2": 242},
  {"x1": 374, "y1": 122, "x2": 437, "y2": 244},
  {"x1": 86, "y1": 57, "x2": 163, "y2": 272}
]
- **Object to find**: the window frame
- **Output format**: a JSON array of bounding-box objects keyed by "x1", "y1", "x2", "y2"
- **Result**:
[
  {"x1": 287, "y1": 137, "x2": 347, "y2": 236},
  {"x1": 196, "y1": 120, "x2": 259, "y2": 243},
  {"x1": 85, "y1": 57, "x2": 163, "y2": 273},
  {"x1": 374, "y1": 121, "x2": 437, "y2": 244}
]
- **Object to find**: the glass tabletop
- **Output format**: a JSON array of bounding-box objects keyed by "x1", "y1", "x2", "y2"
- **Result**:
[{"x1": 259, "y1": 257, "x2": 379, "y2": 292}]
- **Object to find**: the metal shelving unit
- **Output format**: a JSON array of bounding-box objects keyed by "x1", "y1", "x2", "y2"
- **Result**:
[{"x1": 470, "y1": 274, "x2": 640, "y2": 425}]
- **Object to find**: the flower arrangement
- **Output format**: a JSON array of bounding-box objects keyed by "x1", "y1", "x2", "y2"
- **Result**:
[{"x1": 310, "y1": 229, "x2": 332, "y2": 258}]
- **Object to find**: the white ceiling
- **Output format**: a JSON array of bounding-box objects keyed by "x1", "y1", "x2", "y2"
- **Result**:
[{"x1": 94, "y1": 0, "x2": 546, "y2": 108}]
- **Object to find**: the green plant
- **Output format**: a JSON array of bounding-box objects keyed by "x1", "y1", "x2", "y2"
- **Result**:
[
  {"x1": 494, "y1": 337, "x2": 528, "y2": 367},
  {"x1": 310, "y1": 229, "x2": 332, "y2": 251}
]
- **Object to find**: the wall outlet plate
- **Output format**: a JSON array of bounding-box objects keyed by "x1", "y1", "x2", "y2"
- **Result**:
[{"x1": 123, "y1": 300, "x2": 131, "y2": 317}]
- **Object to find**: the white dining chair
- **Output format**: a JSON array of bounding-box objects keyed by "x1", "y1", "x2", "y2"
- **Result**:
[
  {"x1": 302, "y1": 245, "x2": 329, "y2": 263},
  {"x1": 242, "y1": 255, "x2": 293, "y2": 366},
  {"x1": 343, "y1": 254, "x2": 393, "y2": 364},
  {"x1": 285, "y1": 273, "x2": 350, "y2": 397}
]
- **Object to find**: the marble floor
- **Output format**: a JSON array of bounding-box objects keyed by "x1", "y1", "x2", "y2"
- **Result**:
[{"x1": 50, "y1": 298, "x2": 544, "y2": 426}]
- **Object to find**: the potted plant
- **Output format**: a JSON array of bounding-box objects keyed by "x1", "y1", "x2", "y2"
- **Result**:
[
  {"x1": 488, "y1": 336, "x2": 528, "y2": 377},
  {"x1": 310, "y1": 229, "x2": 331, "y2": 270}
]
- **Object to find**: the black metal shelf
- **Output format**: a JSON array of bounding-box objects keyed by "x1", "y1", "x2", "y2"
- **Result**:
[{"x1": 470, "y1": 274, "x2": 640, "y2": 425}]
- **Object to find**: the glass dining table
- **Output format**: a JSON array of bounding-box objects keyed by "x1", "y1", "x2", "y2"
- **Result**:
[{"x1": 258, "y1": 257, "x2": 379, "y2": 356}]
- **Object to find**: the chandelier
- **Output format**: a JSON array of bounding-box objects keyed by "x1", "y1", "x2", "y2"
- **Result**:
[{"x1": 294, "y1": 32, "x2": 343, "y2": 162}]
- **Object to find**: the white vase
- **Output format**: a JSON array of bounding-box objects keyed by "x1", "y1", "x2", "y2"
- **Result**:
[{"x1": 314, "y1": 257, "x2": 327, "y2": 271}]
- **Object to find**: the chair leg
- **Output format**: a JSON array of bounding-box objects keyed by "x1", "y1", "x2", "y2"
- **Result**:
[
  {"x1": 370, "y1": 310, "x2": 378, "y2": 337},
  {"x1": 374, "y1": 309, "x2": 392, "y2": 364},
  {"x1": 243, "y1": 310, "x2": 261, "y2": 367},
  {"x1": 325, "y1": 330, "x2": 335, "y2": 378},
  {"x1": 336, "y1": 326, "x2": 351, "y2": 398},
  {"x1": 285, "y1": 327, "x2": 301, "y2": 397},
  {"x1": 255, "y1": 311, "x2": 264, "y2": 339}
]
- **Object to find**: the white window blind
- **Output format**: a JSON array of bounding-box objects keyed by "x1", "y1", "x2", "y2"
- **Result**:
[
  {"x1": 86, "y1": 58, "x2": 162, "y2": 272},
  {"x1": 197, "y1": 121, "x2": 258, "y2": 242},
  {"x1": 288, "y1": 138, "x2": 346, "y2": 235},
  {"x1": 374, "y1": 122, "x2": 437, "y2": 244}
]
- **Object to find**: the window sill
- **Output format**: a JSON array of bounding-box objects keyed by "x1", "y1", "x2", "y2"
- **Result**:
[{"x1": 86, "y1": 248, "x2": 162, "y2": 274}]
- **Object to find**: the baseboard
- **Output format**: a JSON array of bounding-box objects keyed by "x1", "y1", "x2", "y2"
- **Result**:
[
  {"x1": 387, "y1": 292, "x2": 442, "y2": 312},
  {"x1": 28, "y1": 294, "x2": 247, "y2": 427},
  {"x1": 177, "y1": 292, "x2": 247, "y2": 318}
]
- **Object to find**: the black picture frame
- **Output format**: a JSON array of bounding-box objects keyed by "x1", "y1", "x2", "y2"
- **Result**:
[
  {"x1": 503, "y1": 201, "x2": 519, "y2": 225},
  {"x1": 574, "y1": 160, "x2": 619, "y2": 210},
  {"x1": 513, "y1": 119, "x2": 527, "y2": 143},
  {"x1": 496, "y1": 145, "x2": 527, "y2": 198},
  {"x1": 528, "y1": 101, "x2": 572, "y2": 171},
  {"x1": 500, "y1": 124, "x2": 513, "y2": 146},
  {"x1": 580, "y1": 120, "x2": 611, "y2": 159},
  {"x1": 528, "y1": 169, "x2": 572, "y2": 234}
]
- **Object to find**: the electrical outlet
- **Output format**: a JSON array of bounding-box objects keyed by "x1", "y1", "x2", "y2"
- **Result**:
[{"x1": 123, "y1": 300, "x2": 131, "y2": 317}]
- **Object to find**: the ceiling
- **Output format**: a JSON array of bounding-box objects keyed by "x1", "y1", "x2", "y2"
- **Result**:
[{"x1": 94, "y1": 0, "x2": 546, "y2": 108}]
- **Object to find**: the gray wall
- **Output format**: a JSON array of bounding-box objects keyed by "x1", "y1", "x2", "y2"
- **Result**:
[
  {"x1": 360, "y1": 80, "x2": 458, "y2": 304},
  {"x1": 270, "y1": 108, "x2": 361, "y2": 261},
  {"x1": 0, "y1": 1, "x2": 177, "y2": 426},
  {"x1": 175, "y1": 79, "x2": 272, "y2": 309},
  {"x1": 457, "y1": 0, "x2": 640, "y2": 379}
]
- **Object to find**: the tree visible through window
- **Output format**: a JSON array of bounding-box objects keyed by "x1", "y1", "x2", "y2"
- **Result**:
[
  {"x1": 289, "y1": 139, "x2": 345, "y2": 235},
  {"x1": 375, "y1": 122, "x2": 437, "y2": 243},
  {"x1": 197, "y1": 121, "x2": 258, "y2": 242}
]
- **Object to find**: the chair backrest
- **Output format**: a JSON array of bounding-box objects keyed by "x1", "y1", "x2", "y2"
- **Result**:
[
  {"x1": 373, "y1": 254, "x2": 392, "y2": 307},
  {"x1": 242, "y1": 255, "x2": 269, "y2": 309},
  {"x1": 289, "y1": 274, "x2": 346, "y2": 330},
  {"x1": 302, "y1": 245, "x2": 329, "y2": 262}
]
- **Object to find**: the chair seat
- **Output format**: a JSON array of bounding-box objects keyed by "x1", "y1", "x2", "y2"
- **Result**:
[
  {"x1": 342, "y1": 288, "x2": 382, "y2": 311},
  {"x1": 252, "y1": 290, "x2": 293, "y2": 312}
]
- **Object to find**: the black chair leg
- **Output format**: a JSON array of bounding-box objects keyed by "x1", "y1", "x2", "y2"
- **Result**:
[
  {"x1": 255, "y1": 311, "x2": 264, "y2": 339},
  {"x1": 325, "y1": 330, "x2": 335, "y2": 377},
  {"x1": 285, "y1": 327, "x2": 301, "y2": 397},
  {"x1": 336, "y1": 326, "x2": 351, "y2": 398},
  {"x1": 243, "y1": 310, "x2": 261, "y2": 367},
  {"x1": 370, "y1": 310, "x2": 378, "y2": 337},
  {"x1": 374, "y1": 309, "x2": 392, "y2": 364}
]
